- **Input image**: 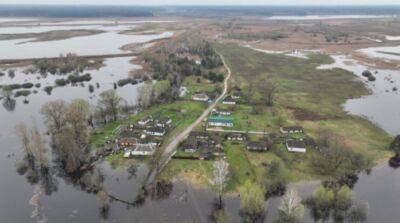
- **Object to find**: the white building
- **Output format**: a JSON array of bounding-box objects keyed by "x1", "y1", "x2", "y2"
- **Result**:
[{"x1": 286, "y1": 140, "x2": 307, "y2": 153}]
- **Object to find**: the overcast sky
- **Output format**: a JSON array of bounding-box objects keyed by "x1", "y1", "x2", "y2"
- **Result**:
[{"x1": 0, "y1": 0, "x2": 400, "y2": 6}]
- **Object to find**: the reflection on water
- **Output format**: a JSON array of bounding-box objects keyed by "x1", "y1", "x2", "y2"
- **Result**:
[
  {"x1": 266, "y1": 15, "x2": 393, "y2": 20},
  {"x1": 0, "y1": 30, "x2": 173, "y2": 59},
  {"x1": 358, "y1": 45, "x2": 400, "y2": 61},
  {"x1": 318, "y1": 55, "x2": 400, "y2": 135}
]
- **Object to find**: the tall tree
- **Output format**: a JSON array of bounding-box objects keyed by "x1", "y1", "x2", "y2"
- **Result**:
[
  {"x1": 15, "y1": 123, "x2": 34, "y2": 167},
  {"x1": 274, "y1": 188, "x2": 305, "y2": 223},
  {"x1": 67, "y1": 99, "x2": 91, "y2": 146},
  {"x1": 40, "y1": 100, "x2": 67, "y2": 134},
  {"x1": 240, "y1": 180, "x2": 266, "y2": 222},
  {"x1": 98, "y1": 90, "x2": 122, "y2": 121},
  {"x1": 212, "y1": 160, "x2": 229, "y2": 209},
  {"x1": 137, "y1": 83, "x2": 153, "y2": 109}
]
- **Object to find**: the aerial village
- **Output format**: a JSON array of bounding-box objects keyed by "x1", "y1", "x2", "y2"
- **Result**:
[{"x1": 107, "y1": 88, "x2": 313, "y2": 162}]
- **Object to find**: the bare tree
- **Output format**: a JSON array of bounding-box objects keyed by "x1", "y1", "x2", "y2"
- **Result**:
[
  {"x1": 53, "y1": 128, "x2": 87, "y2": 174},
  {"x1": 212, "y1": 160, "x2": 229, "y2": 209},
  {"x1": 67, "y1": 99, "x2": 91, "y2": 146},
  {"x1": 30, "y1": 123, "x2": 48, "y2": 170},
  {"x1": 40, "y1": 100, "x2": 67, "y2": 134},
  {"x1": 258, "y1": 80, "x2": 276, "y2": 106},
  {"x1": 98, "y1": 90, "x2": 122, "y2": 121},
  {"x1": 15, "y1": 123, "x2": 34, "y2": 166},
  {"x1": 0, "y1": 86, "x2": 13, "y2": 101},
  {"x1": 276, "y1": 188, "x2": 305, "y2": 223},
  {"x1": 137, "y1": 83, "x2": 153, "y2": 109},
  {"x1": 346, "y1": 200, "x2": 369, "y2": 223}
]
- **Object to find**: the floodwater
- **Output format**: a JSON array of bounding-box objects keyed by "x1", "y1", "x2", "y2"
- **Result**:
[
  {"x1": 386, "y1": 35, "x2": 400, "y2": 41},
  {"x1": 0, "y1": 26, "x2": 173, "y2": 59},
  {"x1": 244, "y1": 45, "x2": 314, "y2": 59},
  {"x1": 318, "y1": 55, "x2": 400, "y2": 135},
  {"x1": 0, "y1": 24, "x2": 136, "y2": 34},
  {"x1": 358, "y1": 45, "x2": 400, "y2": 61},
  {"x1": 1, "y1": 20, "x2": 400, "y2": 223},
  {"x1": 266, "y1": 15, "x2": 393, "y2": 20}
]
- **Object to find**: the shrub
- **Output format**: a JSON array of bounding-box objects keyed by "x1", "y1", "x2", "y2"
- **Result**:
[
  {"x1": 44, "y1": 86, "x2": 53, "y2": 95},
  {"x1": 14, "y1": 90, "x2": 31, "y2": 97}
]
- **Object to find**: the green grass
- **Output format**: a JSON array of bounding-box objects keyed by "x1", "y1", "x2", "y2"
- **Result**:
[
  {"x1": 225, "y1": 142, "x2": 256, "y2": 191},
  {"x1": 215, "y1": 43, "x2": 392, "y2": 163},
  {"x1": 159, "y1": 159, "x2": 214, "y2": 185}
]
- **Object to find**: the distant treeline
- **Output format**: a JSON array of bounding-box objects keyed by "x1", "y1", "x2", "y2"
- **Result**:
[
  {"x1": 161, "y1": 5, "x2": 400, "y2": 17},
  {"x1": 0, "y1": 5, "x2": 153, "y2": 18},
  {"x1": 2, "y1": 5, "x2": 400, "y2": 18}
]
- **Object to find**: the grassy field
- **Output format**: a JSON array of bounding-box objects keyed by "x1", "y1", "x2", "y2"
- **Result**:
[
  {"x1": 160, "y1": 43, "x2": 393, "y2": 191},
  {"x1": 215, "y1": 43, "x2": 392, "y2": 161}
]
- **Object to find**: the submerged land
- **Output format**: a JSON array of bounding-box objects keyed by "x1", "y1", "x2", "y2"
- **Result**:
[{"x1": 2, "y1": 5, "x2": 400, "y2": 223}]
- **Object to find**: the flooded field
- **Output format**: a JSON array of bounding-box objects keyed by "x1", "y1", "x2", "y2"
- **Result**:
[
  {"x1": 318, "y1": 55, "x2": 400, "y2": 135},
  {"x1": 1, "y1": 16, "x2": 400, "y2": 223},
  {"x1": 0, "y1": 24, "x2": 173, "y2": 59},
  {"x1": 266, "y1": 15, "x2": 393, "y2": 20}
]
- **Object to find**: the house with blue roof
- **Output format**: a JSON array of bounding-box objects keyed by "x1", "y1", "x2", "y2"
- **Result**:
[{"x1": 207, "y1": 116, "x2": 234, "y2": 127}]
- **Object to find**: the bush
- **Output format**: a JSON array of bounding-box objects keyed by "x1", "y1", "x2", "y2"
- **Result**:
[
  {"x1": 55, "y1": 78, "x2": 69, "y2": 87},
  {"x1": 67, "y1": 73, "x2": 92, "y2": 84},
  {"x1": 44, "y1": 86, "x2": 53, "y2": 95},
  {"x1": 362, "y1": 70, "x2": 372, "y2": 77},
  {"x1": 14, "y1": 90, "x2": 31, "y2": 97},
  {"x1": 88, "y1": 84, "x2": 95, "y2": 93},
  {"x1": 21, "y1": 83, "x2": 34, "y2": 89},
  {"x1": 117, "y1": 78, "x2": 138, "y2": 87}
]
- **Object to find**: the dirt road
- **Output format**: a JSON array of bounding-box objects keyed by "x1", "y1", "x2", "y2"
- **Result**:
[{"x1": 153, "y1": 52, "x2": 232, "y2": 177}]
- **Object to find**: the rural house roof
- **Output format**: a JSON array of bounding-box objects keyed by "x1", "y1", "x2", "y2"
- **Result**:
[{"x1": 208, "y1": 116, "x2": 233, "y2": 124}]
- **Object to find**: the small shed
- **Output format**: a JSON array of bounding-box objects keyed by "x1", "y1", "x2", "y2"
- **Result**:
[
  {"x1": 280, "y1": 126, "x2": 304, "y2": 134},
  {"x1": 192, "y1": 93, "x2": 209, "y2": 102},
  {"x1": 246, "y1": 141, "x2": 268, "y2": 152},
  {"x1": 226, "y1": 133, "x2": 247, "y2": 141}
]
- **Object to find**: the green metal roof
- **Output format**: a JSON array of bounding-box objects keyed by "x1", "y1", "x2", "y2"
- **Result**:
[{"x1": 208, "y1": 116, "x2": 233, "y2": 123}]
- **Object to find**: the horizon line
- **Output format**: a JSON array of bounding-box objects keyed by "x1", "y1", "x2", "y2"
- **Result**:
[{"x1": 1, "y1": 4, "x2": 400, "y2": 7}]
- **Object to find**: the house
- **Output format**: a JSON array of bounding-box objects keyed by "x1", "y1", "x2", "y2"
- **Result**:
[
  {"x1": 280, "y1": 126, "x2": 304, "y2": 134},
  {"x1": 246, "y1": 141, "x2": 268, "y2": 152},
  {"x1": 131, "y1": 143, "x2": 156, "y2": 156},
  {"x1": 190, "y1": 131, "x2": 210, "y2": 140},
  {"x1": 183, "y1": 141, "x2": 198, "y2": 153},
  {"x1": 138, "y1": 116, "x2": 153, "y2": 126},
  {"x1": 155, "y1": 117, "x2": 172, "y2": 128},
  {"x1": 231, "y1": 91, "x2": 243, "y2": 99},
  {"x1": 192, "y1": 93, "x2": 209, "y2": 102},
  {"x1": 226, "y1": 133, "x2": 247, "y2": 141},
  {"x1": 118, "y1": 138, "x2": 137, "y2": 148},
  {"x1": 286, "y1": 139, "x2": 307, "y2": 153},
  {"x1": 212, "y1": 108, "x2": 232, "y2": 116},
  {"x1": 222, "y1": 96, "x2": 237, "y2": 105},
  {"x1": 208, "y1": 116, "x2": 234, "y2": 127},
  {"x1": 145, "y1": 127, "x2": 166, "y2": 136}
]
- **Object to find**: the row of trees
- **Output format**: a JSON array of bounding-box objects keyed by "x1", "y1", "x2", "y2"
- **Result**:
[
  {"x1": 305, "y1": 185, "x2": 368, "y2": 223},
  {"x1": 210, "y1": 159, "x2": 301, "y2": 223}
]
